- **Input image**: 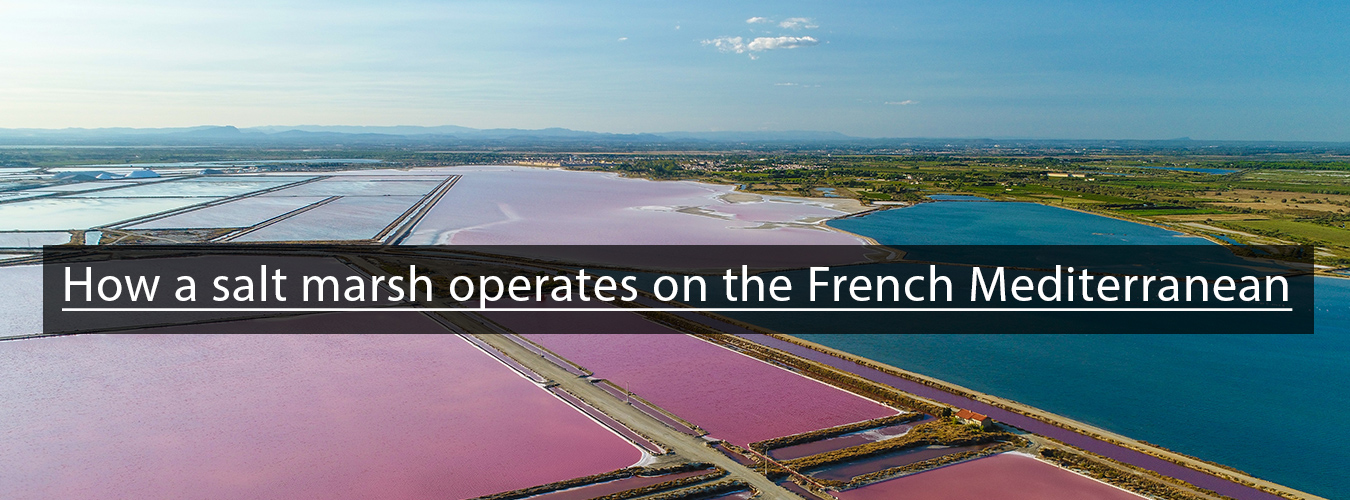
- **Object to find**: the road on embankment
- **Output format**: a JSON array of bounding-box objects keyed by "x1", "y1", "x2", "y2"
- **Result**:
[
  {"x1": 657, "y1": 307, "x2": 1315, "y2": 500},
  {"x1": 436, "y1": 312, "x2": 802, "y2": 500}
]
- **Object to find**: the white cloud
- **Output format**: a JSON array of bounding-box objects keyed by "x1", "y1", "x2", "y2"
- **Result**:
[
  {"x1": 702, "y1": 36, "x2": 746, "y2": 53},
  {"x1": 885, "y1": 100, "x2": 919, "y2": 106},
  {"x1": 704, "y1": 16, "x2": 822, "y2": 59},
  {"x1": 747, "y1": 35, "x2": 818, "y2": 51},
  {"x1": 617, "y1": 37, "x2": 627, "y2": 41},
  {"x1": 702, "y1": 35, "x2": 819, "y2": 58},
  {"x1": 774, "y1": 82, "x2": 799, "y2": 86},
  {"x1": 778, "y1": 17, "x2": 818, "y2": 29}
]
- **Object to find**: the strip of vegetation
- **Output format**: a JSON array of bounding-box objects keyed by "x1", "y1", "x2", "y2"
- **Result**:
[
  {"x1": 1040, "y1": 449, "x2": 1230, "y2": 500},
  {"x1": 1222, "y1": 218, "x2": 1350, "y2": 246},
  {"x1": 838, "y1": 441, "x2": 1022, "y2": 489},
  {"x1": 1137, "y1": 440, "x2": 1250, "y2": 476},
  {"x1": 692, "y1": 333, "x2": 952, "y2": 417},
  {"x1": 748, "y1": 413, "x2": 927, "y2": 454},
  {"x1": 470, "y1": 463, "x2": 714, "y2": 500},
  {"x1": 761, "y1": 333, "x2": 986, "y2": 402},
  {"x1": 590, "y1": 469, "x2": 728, "y2": 500},
  {"x1": 607, "y1": 301, "x2": 955, "y2": 421},
  {"x1": 760, "y1": 332, "x2": 1292, "y2": 495},
  {"x1": 625, "y1": 275, "x2": 1309, "y2": 499},
  {"x1": 639, "y1": 480, "x2": 749, "y2": 500},
  {"x1": 1039, "y1": 433, "x2": 1265, "y2": 500},
  {"x1": 779, "y1": 420, "x2": 1023, "y2": 472},
  {"x1": 1120, "y1": 208, "x2": 1225, "y2": 216}
]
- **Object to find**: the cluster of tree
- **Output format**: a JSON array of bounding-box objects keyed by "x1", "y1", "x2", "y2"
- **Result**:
[
  {"x1": 872, "y1": 183, "x2": 925, "y2": 202},
  {"x1": 1301, "y1": 212, "x2": 1350, "y2": 227},
  {"x1": 1217, "y1": 160, "x2": 1350, "y2": 171},
  {"x1": 616, "y1": 159, "x2": 684, "y2": 179}
]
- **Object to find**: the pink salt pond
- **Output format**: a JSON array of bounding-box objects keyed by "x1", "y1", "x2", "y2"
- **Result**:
[
  {"x1": 400, "y1": 165, "x2": 868, "y2": 245},
  {"x1": 0, "y1": 313, "x2": 643, "y2": 500},
  {"x1": 515, "y1": 327, "x2": 896, "y2": 446},
  {"x1": 834, "y1": 453, "x2": 1145, "y2": 500}
]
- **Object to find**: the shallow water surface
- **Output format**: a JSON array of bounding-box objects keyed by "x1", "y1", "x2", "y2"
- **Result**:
[
  {"x1": 829, "y1": 201, "x2": 1207, "y2": 245},
  {"x1": 817, "y1": 200, "x2": 1347, "y2": 498},
  {"x1": 807, "y1": 444, "x2": 995, "y2": 482},
  {"x1": 768, "y1": 417, "x2": 931, "y2": 461},
  {"x1": 0, "y1": 197, "x2": 219, "y2": 230},
  {"x1": 402, "y1": 166, "x2": 864, "y2": 244},
  {"x1": 0, "y1": 320, "x2": 642, "y2": 500},
  {"x1": 502, "y1": 310, "x2": 895, "y2": 446},
  {"x1": 835, "y1": 453, "x2": 1143, "y2": 500}
]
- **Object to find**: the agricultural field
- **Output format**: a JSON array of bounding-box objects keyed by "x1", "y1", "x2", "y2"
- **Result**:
[
  {"x1": 1197, "y1": 189, "x2": 1350, "y2": 214},
  {"x1": 1220, "y1": 219, "x2": 1350, "y2": 247}
]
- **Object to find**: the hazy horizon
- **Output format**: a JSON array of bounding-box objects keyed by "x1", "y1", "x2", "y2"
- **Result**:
[
  {"x1": 0, "y1": 123, "x2": 1343, "y2": 144},
  {"x1": 2, "y1": 1, "x2": 1346, "y2": 141}
]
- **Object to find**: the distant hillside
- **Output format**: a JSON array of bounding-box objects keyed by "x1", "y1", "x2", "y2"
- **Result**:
[
  {"x1": 653, "y1": 130, "x2": 855, "y2": 142},
  {"x1": 0, "y1": 126, "x2": 1346, "y2": 154}
]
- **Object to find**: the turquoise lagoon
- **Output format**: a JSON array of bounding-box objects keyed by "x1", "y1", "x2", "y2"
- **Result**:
[
  {"x1": 795, "y1": 200, "x2": 1348, "y2": 498},
  {"x1": 834, "y1": 199, "x2": 1209, "y2": 245}
]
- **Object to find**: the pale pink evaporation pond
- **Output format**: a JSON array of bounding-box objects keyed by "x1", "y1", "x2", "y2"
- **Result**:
[
  {"x1": 835, "y1": 453, "x2": 1145, "y2": 500},
  {"x1": 0, "y1": 265, "x2": 41, "y2": 336},
  {"x1": 395, "y1": 166, "x2": 866, "y2": 245},
  {"x1": 508, "y1": 314, "x2": 895, "y2": 446},
  {"x1": 0, "y1": 314, "x2": 642, "y2": 500}
]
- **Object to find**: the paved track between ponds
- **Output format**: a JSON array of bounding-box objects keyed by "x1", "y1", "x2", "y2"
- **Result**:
[{"x1": 439, "y1": 313, "x2": 802, "y2": 500}]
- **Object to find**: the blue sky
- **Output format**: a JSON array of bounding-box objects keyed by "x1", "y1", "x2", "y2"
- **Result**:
[{"x1": 1, "y1": 0, "x2": 1346, "y2": 140}]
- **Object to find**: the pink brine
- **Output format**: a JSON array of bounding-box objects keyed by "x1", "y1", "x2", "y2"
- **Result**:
[
  {"x1": 0, "y1": 314, "x2": 642, "y2": 500},
  {"x1": 511, "y1": 323, "x2": 896, "y2": 446},
  {"x1": 835, "y1": 453, "x2": 1146, "y2": 500}
]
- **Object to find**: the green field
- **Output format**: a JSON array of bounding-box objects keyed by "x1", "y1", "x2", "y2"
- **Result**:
[
  {"x1": 1223, "y1": 219, "x2": 1350, "y2": 246},
  {"x1": 1118, "y1": 208, "x2": 1226, "y2": 216},
  {"x1": 963, "y1": 185, "x2": 1144, "y2": 204}
]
